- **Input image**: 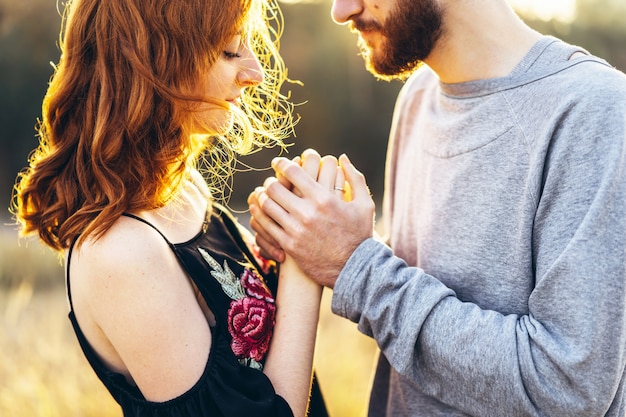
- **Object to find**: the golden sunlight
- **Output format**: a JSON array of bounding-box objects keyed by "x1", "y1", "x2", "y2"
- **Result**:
[
  {"x1": 278, "y1": 0, "x2": 577, "y2": 22},
  {"x1": 509, "y1": 0, "x2": 576, "y2": 22},
  {"x1": 278, "y1": 0, "x2": 325, "y2": 4}
]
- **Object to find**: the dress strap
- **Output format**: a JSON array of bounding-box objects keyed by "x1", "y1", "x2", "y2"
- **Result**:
[
  {"x1": 66, "y1": 237, "x2": 79, "y2": 311},
  {"x1": 66, "y1": 214, "x2": 173, "y2": 311},
  {"x1": 121, "y1": 212, "x2": 173, "y2": 246}
]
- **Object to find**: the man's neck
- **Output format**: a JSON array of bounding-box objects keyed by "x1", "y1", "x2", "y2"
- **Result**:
[{"x1": 425, "y1": 2, "x2": 543, "y2": 84}]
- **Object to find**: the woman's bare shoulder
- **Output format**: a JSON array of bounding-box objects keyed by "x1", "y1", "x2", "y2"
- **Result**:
[
  {"x1": 69, "y1": 215, "x2": 178, "y2": 299},
  {"x1": 69, "y1": 216, "x2": 212, "y2": 401}
]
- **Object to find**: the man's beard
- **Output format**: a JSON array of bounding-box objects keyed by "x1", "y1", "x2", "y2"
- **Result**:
[{"x1": 352, "y1": 0, "x2": 444, "y2": 80}]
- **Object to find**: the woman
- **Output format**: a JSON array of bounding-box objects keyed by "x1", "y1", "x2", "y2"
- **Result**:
[{"x1": 11, "y1": 0, "x2": 331, "y2": 415}]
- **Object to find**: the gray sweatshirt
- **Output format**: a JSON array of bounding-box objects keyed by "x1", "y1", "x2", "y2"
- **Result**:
[{"x1": 332, "y1": 37, "x2": 626, "y2": 416}]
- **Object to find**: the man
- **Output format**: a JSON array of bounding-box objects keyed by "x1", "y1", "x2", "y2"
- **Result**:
[{"x1": 248, "y1": 0, "x2": 626, "y2": 415}]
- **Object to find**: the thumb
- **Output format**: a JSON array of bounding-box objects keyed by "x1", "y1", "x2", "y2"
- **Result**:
[{"x1": 339, "y1": 154, "x2": 370, "y2": 200}]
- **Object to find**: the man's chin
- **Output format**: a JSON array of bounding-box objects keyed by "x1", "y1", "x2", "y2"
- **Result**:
[
  {"x1": 358, "y1": 40, "x2": 391, "y2": 80},
  {"x1": 357, "y1": 38, "x2": 421, "y2": 81},
  {"x1": 363, "y1": 51, "x2": 423, "y2": 81}
]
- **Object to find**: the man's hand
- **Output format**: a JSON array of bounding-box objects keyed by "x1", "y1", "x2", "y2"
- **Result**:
[
  {"x1": 247, "y1": 149, "x2": 331, "y2": 262},
  {"x1": 248, "y1": 152, "x2": 375, "y2": 288}
]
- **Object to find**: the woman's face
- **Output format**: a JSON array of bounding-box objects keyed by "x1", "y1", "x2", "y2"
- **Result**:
[{"x1": 199, "y1": 34, "x2": 264, "y2": 133}]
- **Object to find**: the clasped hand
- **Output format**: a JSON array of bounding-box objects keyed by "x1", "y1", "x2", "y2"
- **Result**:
[{"x1": 247, "y1": 149, "x2": 376, "y2": 288}]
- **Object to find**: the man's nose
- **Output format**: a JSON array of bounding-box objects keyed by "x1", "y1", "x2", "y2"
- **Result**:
[{"x1": 331, "y1": 0, "x2": 363, "y2": 24}]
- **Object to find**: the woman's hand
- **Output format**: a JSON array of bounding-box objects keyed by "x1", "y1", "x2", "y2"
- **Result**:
[
  {"x1": 248, "y1": 149, "x2": 347, "y2": 262},
  {"x1": 249, "y1": 149, "x2": 375, "y2": 288}
]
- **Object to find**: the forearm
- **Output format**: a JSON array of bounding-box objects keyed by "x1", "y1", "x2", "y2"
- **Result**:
[
  {"x1": 332, "y1": 239, "x2": 626, "y2": 416},
  {"x1": 264, "y1": 258, "x2": 322, "y2": 417}
]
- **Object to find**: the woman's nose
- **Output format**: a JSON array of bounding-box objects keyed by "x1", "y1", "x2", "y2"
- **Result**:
[
  {"x1": 237, "y1": 47, "x2": 264, "y2": 87},
  {"x1": 331, "y1": 0, "x2": 363, "y2": 24}
]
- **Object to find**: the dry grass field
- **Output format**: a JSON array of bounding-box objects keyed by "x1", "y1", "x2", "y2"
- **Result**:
[{"x1": 1, "y1": 227, "x2": 378, "y2": 417}]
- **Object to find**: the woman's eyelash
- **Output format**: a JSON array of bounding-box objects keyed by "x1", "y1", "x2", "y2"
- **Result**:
[{"x1": 223, "y1": 51, "x2": 242, "y2": 59}]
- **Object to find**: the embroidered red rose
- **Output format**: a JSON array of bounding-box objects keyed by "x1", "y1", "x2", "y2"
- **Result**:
[
  {"x1": 227, "y1": 297, "x2": 276, "y2": 362},
  {"x1": 241, "y1": 269, "x2": 274, "y2": 303}
]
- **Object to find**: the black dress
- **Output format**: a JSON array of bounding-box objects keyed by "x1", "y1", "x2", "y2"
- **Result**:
[{"x1": 66, "y1": 203, "x2": 328, "y2": 416}]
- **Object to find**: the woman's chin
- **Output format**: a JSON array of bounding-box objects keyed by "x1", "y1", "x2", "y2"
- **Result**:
[{"x1": 203, "y1": 111, "x2": 235, "y2": 136}]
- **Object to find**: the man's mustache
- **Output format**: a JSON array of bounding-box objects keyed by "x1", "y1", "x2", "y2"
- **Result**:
[{"x1": 350, "y1": 18, "x2": 383, "y2": 33}]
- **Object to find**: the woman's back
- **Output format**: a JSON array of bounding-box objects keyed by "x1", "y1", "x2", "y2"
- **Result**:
[{"x1": 67, "y1": 180, "x2": 214, "y2": 401}]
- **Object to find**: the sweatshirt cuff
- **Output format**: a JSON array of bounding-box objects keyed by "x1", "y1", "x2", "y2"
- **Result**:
[{"x1": 331, "y1": 238, "x2": 386, "y2": 321}]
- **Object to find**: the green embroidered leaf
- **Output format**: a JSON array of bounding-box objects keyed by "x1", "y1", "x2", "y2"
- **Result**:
[
  {"x1": 239, "y1": 357, "x2": 263, "y2": 371},
  {"x1": 198, "y1": 248, "x2": 245, "y2": 300}
]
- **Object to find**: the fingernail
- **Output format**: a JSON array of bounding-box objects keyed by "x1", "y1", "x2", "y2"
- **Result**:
[
  {"x1": 263, "y1": 176, "x2": 277, "y2": 188},
  {"x1": 258, "y1": 192, "x2": 268, "y2": 206}
]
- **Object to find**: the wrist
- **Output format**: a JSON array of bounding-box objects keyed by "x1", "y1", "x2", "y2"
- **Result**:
[{"x1": 277, "y1": 261, "x2": 323, "y2": 308}]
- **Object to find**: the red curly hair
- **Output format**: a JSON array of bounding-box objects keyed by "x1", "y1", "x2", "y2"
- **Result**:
[{"x1": 12, "y1": 0, "x2": 294, "y2": 251}]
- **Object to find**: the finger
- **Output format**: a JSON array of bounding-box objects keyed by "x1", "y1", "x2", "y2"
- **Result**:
[
  {"x1": 275, "y1": 162, "x2": 292, "y2": 190},
  {"x1": 274, "y1": 156, "x2": 303, "y2": 190},
  {"x1": 317, "y1": 155, "x2": 339, "y2": 190},
  {"x1": 248, "y1": 195, "x2": 281, "y2": 248},
  {"x1": 249, "y1": 210, "x2": 286, "y2": 262},
  {"x1": 247, "y1": 187, "x2": 259, "y2": 207},
  {"x1": 247, "y1": 185, "x2": 272, "y2": 207},
  {"x1": 285, "y1": 156, "x2": 304, "y2": 197},
  {"x1": 250, "y1": 201, "x2": 289, "y2": 262},
  {"x1": 339, "y1": 154, "x2": 368, "y2": 200},
  {"x1": 271, "y1": 157, "x2": 319, "y2": 201},
  {"x1": 260, "y1": 176, "x2": 307, "y2": 231},
  {"x1": 276, "y1": 173, "x2": 292, "y2": 190},
  {"x1": 256, "y1": 234, "x2": 285, "y2": 263},
  {"x1": 300, "y1": 148, "x2": 322, "y2": 180},
  {"x1": 333, "y1": 166, "x2": 348, "y2": 201}
]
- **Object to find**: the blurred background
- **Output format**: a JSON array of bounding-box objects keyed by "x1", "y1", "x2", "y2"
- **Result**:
[{"x1": 1, "y1": 0, "x2": 625, "y2": 416}]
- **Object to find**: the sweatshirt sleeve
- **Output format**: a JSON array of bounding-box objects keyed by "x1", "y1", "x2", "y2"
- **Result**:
[{"x1": 331, "y1": 70, "x2": 626, "y2": 416}]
